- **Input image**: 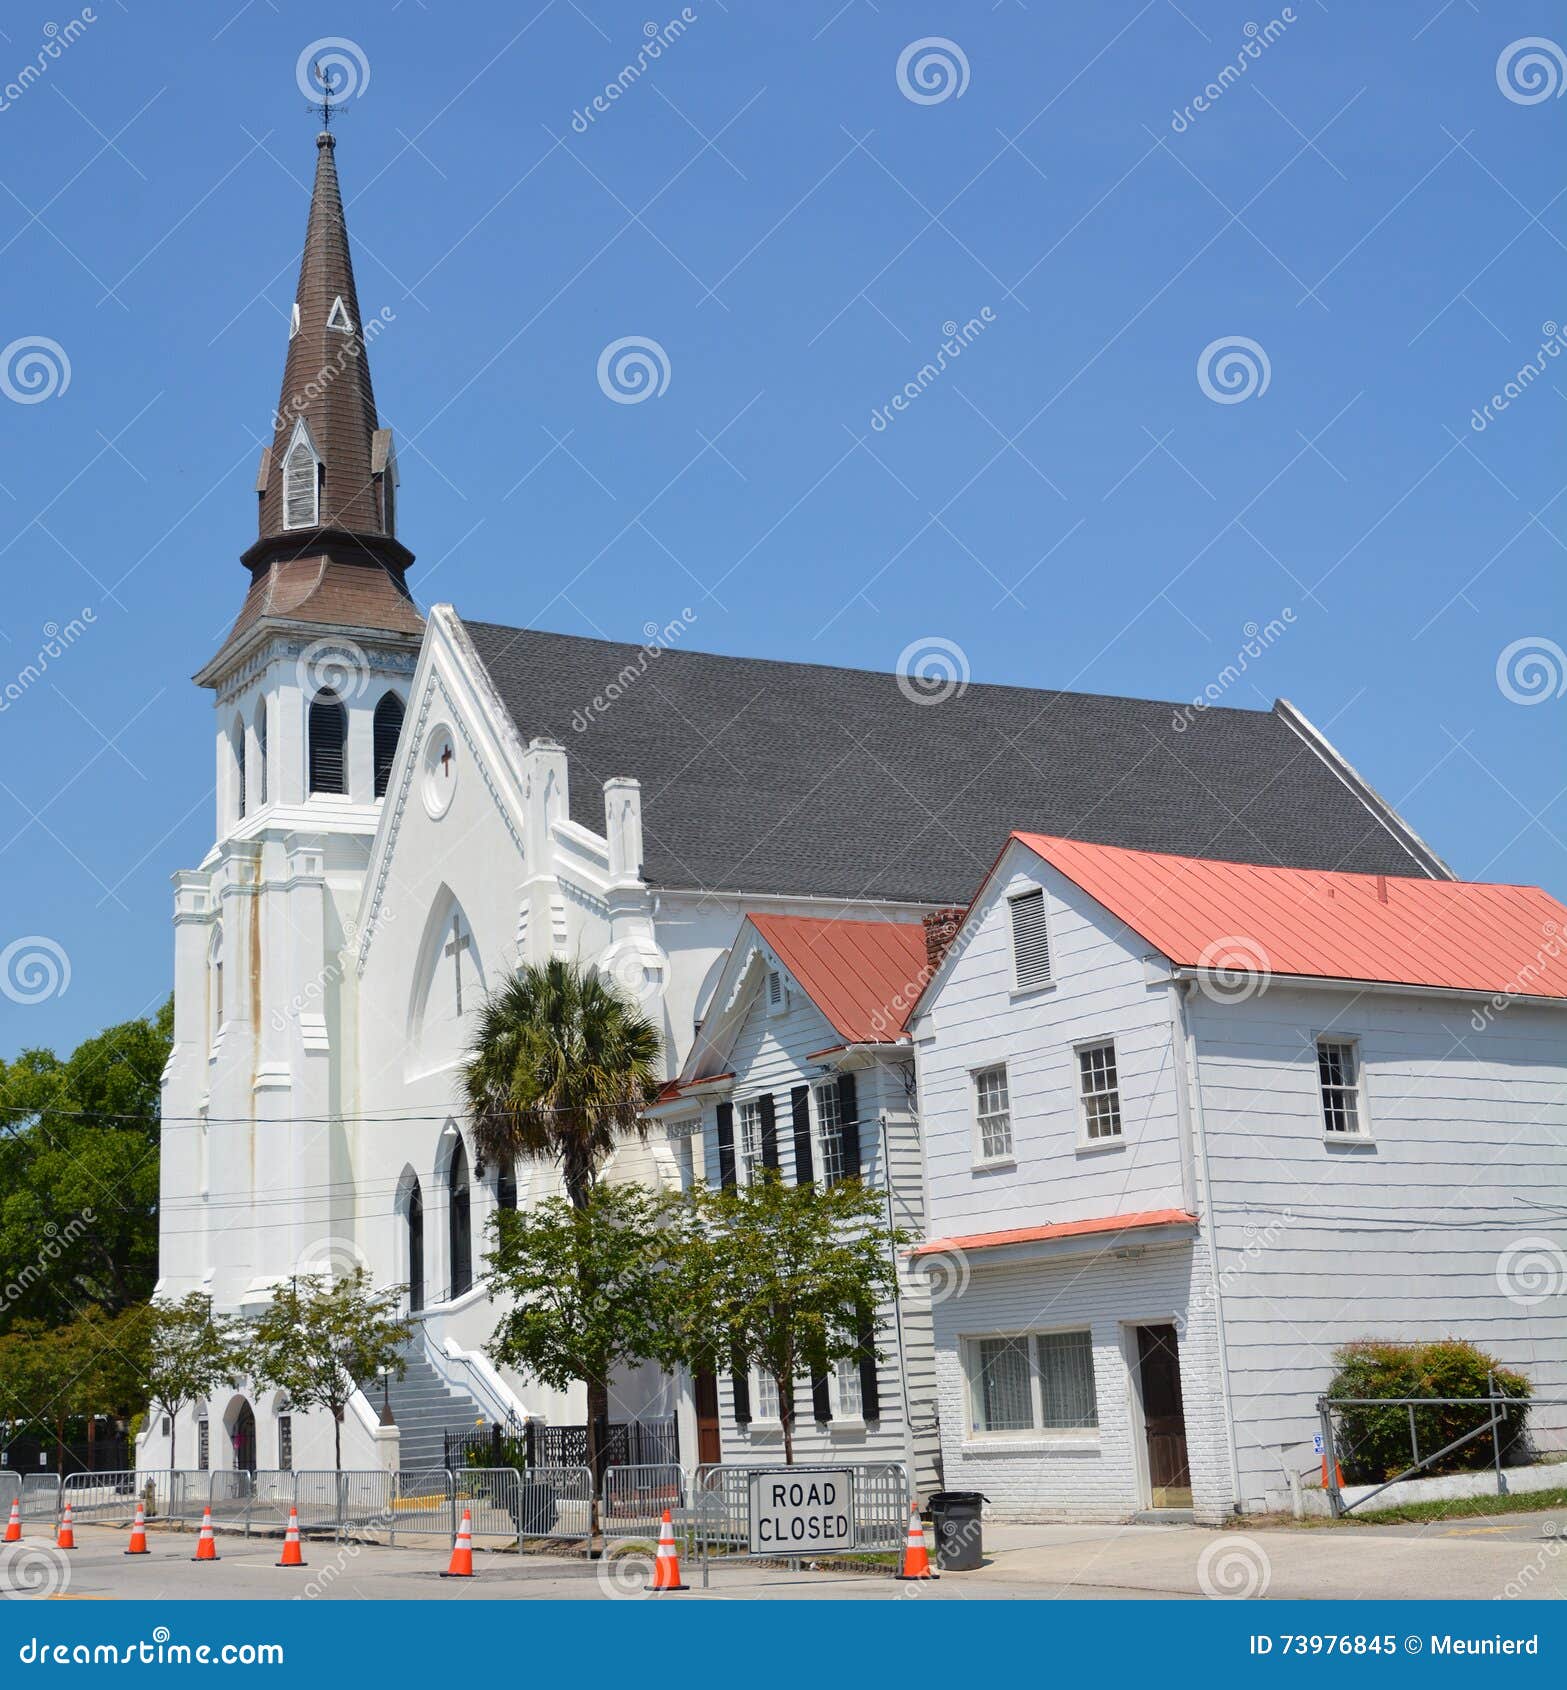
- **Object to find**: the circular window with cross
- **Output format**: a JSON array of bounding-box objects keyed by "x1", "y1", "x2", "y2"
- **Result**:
[{"x1": 421, "y1": 724, "x2": 459, "y2": 819}]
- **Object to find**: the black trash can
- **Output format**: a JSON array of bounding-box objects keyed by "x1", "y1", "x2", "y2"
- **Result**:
[{"x1": 928, "y1": 1491, "x2": 987, "y2": 1571}]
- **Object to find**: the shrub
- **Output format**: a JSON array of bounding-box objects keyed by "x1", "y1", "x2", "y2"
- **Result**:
[{"x1": 1327, "y1": 1339, "x2": 1530, "y2": 1484}]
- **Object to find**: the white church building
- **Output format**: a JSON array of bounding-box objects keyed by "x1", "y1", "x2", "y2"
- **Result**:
[{"x1": 147, "y1": 130, "x2": 1461, "y2": 1479}]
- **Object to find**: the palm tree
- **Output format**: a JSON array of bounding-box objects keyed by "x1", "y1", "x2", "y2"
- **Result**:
[{"x1": 462, "y1": 957, "x2": 662, "y2": 1481}]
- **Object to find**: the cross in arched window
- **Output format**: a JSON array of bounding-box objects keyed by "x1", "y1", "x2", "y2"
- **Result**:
[{"x1": 443, "y1": 916, "x2": 472, "y2": 1014}]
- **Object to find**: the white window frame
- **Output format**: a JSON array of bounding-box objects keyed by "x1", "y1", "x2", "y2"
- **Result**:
[
  {"x1": 960, "y1": 1325, "x2": 1100, "y2": 1447},
  {"x1": 971, "y1": 1063, "x2": 1014, "y2": 1167},
  {"x1": 735, "y1": 1096, "x2": 765, "y2": 1183},
  {"x1": 1008, "y1": 886, "x2": 1053, "y2": 994},
  {"x1": 830, "y1": 1355, "x2": 863, "y2": 1424},
  {"x1": 750, "y1": 1368, "x2": 782, "y2": 1426},
  {"x1": 811, "y1": 1080, "x2": 846, "y2": 1186},
  {"x1": 1316, "y1": 1034, "x2": 1369, "y2": 1139},
  {"x1": 1074, "y1": 1038, "x2": 1124, "y2": 1147}
]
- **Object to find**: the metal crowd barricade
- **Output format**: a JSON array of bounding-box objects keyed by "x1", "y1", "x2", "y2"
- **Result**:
[
  {"x1": 244, "y1": 1469, "x2": 296, "y2": 1538},
  {"x1": 386, "y1": 1468, "x2": 455, "y2": 1545},
  {"x1": 601, "y1": 1463, "x2": 689, "y2": 1541},
  {"x1": 60, "y1": 1469, "x2": 141, "y2": 1526},
  {"x1": 508, "y1": 1464, "x2": 593, "y2": 1544},
  {"x1": 20, "y1": 1472, "x2": 62, "y2": 1524},
  {"x1": 0, "y1": 1472, "x2": 19, "y2": 1520},
  {"x1": 694, "y1": 1462, "x2": 910, "y2": 1580},
  {"x1": 453, "y1": 1467, "x2": 525, "y2": 1545}
]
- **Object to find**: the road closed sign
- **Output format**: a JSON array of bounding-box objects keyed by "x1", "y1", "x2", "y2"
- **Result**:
[{"x1": 747, "y1": 1469, "x2": 855, "y2": 1555}]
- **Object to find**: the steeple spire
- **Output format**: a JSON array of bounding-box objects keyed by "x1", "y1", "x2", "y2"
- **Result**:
[{"x1": 204, "y1": 131, "x2": 420, "y2": 681}]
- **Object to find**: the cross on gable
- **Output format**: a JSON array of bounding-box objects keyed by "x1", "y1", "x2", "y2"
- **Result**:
[
  {"x1": 443, "y1": 916, "x2": 472, "y2": 1015},
  {"x1": 439, "y1": 743, "x2": 454, "y2": 778}
]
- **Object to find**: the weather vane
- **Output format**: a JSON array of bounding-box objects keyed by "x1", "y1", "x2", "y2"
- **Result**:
[{"x1": 309, "y1": 60, "x2": 345, "y2": 132}]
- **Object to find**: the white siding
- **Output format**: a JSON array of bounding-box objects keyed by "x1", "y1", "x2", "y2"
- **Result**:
[{"x1": 1190, "y1": 983, "x2": 1567, "y2": 1511}]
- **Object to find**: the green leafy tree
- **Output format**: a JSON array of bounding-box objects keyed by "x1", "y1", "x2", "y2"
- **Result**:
[
  {"x1": 136, "y1": 1293, "x2": 246, "y2": 1469},
  {"x1": 484, "y1": 1183, "x2": 681, "y2": 1510},
  {"x1": 678, "y1": 1172, "x2": 905, "y2": 1464},
  {"x1": 248, "y1": 1270, "x2": 412, "y2": 1469},
  {"x1": 462, "y1": 957, "x2": 661, "y2": 1476},
  {"x1": 0, "y1": 1001, "x2": 171, "y2": 1331}
]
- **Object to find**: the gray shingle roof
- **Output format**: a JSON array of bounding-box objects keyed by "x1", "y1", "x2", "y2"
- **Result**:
[{"x1": 461, "y1": 621, "x2": 1437, "y2": 905}]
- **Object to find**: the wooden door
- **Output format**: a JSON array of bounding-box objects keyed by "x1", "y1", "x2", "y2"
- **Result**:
[
  {"x1": 694, "y1": 1369, "x2": 721, "y2": 1466},
  {"x1": 1135, "y1": 1324, "x2": 1192, "y2": 1508}
]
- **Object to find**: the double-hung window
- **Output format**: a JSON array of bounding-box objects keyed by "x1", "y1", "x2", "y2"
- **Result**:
[
  {"x1": 812, "y1": 1081, "x2": 845, "y2": 1184},
  {"x1": 966, "y1": 1329, "x2": 1098, "y2": 1436},
  {"x1": 832, "y1": 1356, "x2": 862, "y2": 1419},
  {"x1": 753, "y1": 1370, "x2": 781, "y2": 1422},
  {"x1": 1077, "y1": 1041, "x2": 1123, "y2": 1141},
  {"x1": 736, "y1": 1098, "x2": 764, "y2": 1181},
  {"x1": 973, "y1": 1065, "x2": 1012, "y2": 1163},
  {"x1": 1317, "y1": 1038, "x2": 1364, "y2": 1135}
]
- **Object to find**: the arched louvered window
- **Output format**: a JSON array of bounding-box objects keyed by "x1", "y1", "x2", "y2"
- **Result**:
[
  {"x1": 373, "y1": 691, "x2": 404, "y2": 798},
  {"x1": 308, "y1": 689, "x2": 347, "y2": 795},
  {"x1": 232, "y1": 718, "x2": 246, "y2": 821},
  {"x1": 283, "y1": 421, "x2": 319, "y2": 530},
  {"x1": 255, "y1": 698, "x2": 268, "y2": 805}
]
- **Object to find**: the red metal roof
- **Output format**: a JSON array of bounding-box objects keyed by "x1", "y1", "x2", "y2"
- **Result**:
[
  {"x1": 749, "y1": 914, "x2": 928, "y2": 1045},
  {"x1": 1015, "y1": 833, "x2": 1567, "y2": 1000},
  {"x1": 914, "y1": 1208, "x2": 1198, "y2": 1257}
]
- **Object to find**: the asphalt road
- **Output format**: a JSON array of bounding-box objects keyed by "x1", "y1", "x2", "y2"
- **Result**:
[{"x1": 1, "y1": 1518, "x2": 1560, "y2": 1602}]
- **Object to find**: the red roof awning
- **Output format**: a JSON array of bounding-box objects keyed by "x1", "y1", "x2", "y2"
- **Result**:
[{"x1": 913, "y1": 1207, "x2": 1198, "y2": 1258}]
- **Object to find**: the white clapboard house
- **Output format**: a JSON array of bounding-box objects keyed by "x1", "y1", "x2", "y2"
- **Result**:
[
  {"x1": 907, "y1": 832, "x2": 1567, "y2": 1523},
  {"x1": 651, "y1": 913, "x2": 942, "y2": 1490}
]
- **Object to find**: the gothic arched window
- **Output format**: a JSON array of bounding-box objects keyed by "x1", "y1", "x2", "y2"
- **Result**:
[
  {"x1": 373, "y1": 691, "x2": 404, "y2": 798},
  {"x1": 308, "y1": 689, "x2": 347, "y2": 795},
  {"x1": 232, "y1": 717, "x2": 246, "y2": 821},
  {"x1": 447, "y1": 1135, "x2": 472, "y2": 1301},
  {"x1": 282, "y1": 419, "x2": 320, "y2": 530},
  {"x1": 254, "y1": 698, "x2": 268, "y2": 805}
]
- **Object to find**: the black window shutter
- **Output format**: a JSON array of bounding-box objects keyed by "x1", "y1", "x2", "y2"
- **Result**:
[
  {"x1": 857, "y1": 1313, "x2": 881, "y2": 1423},
  {"x1": 759, "y1": 1094, "x2": 780, "y2": 1170},
  {"x1": 715, "y1": 1102, "x2": 736, "y2": 1189},
  {"x1": 811, "y1": 1371, "x2": 832, "y2": 1423},
  {"x1": 730, "y1": 1348, "x2": 751, "y2": 1426},
  {"x1": 837, "y1": 1071, "x2": 861, "y2": 1181},
  {"x1": 790, "y1": 1086, "x2": 813, "y2": 1185}
]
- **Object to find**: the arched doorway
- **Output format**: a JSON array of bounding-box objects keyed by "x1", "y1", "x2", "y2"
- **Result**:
[
  {"x1": 226, "y1": 1397, "x2": 256, "y2": 1474},
  {"x1": 406, "y1": 1177, "x2": 425, "y2": 1312},
  {"x1": 447, "y1": 1137, "x2": 472, "y2": 1300}
]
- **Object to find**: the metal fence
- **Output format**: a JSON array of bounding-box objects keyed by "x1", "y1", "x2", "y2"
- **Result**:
[
  {"x1": 0, "y1": 1472, "x2": 17, "y2": 1520},
  {"x1": 20, "y1": 1472, "x2": 61, "y2": 1522},
  {"x1": 601, "y1": 1463, "x2": 688, "y2": 1541},
  {"x1": 693, "y1": 1462, "x2": 909, "y2": 1564},
  {"x1": 59, "y1": 1469, "x2": 142, "y2": 1526}
]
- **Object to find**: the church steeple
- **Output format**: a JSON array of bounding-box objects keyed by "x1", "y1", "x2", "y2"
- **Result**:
[{"x1": 202, "y1": 130, "x2": 420, "y2": 681}]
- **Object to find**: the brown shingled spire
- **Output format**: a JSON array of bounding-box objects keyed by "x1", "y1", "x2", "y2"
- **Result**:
[{"x1": 204, "y1": 132, "x2": 420, "y2": 679}]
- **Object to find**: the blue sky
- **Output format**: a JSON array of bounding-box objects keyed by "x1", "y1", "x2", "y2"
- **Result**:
[{"x1": 0, "y1": 0, "x2": 1562, "y2": 1052}]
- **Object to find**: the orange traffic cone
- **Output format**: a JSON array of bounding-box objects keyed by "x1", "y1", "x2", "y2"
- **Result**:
[
  {"x1": 649, "y1": 1508, "x2": 688, "y2": 1592},
  {"x1": 440, "y1": 1508, "x2": 474, "y2": 1578},
  {"x1": 124, "y1": 1501, "x2": 150, "y2": 1556},
  {"x1": 275, "y1": 1507, "x2": 306, "y2": 1568},
  {"x1": 1320, "y1": 1453, "x2": 1345, "y2": 1489},
  {"x1": 190, "y1": 1505, "x2": 220, "y2": 1561},
  {"x1": 3, "y1": 1499, "x2": 20, "y2": 1543},
  {"x1": 894, "y1": 1502, "x2": 936, "y2": 1580},
  {"x1": 56, "y1": 1503, "x2": 76, "y2": 1551}
]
